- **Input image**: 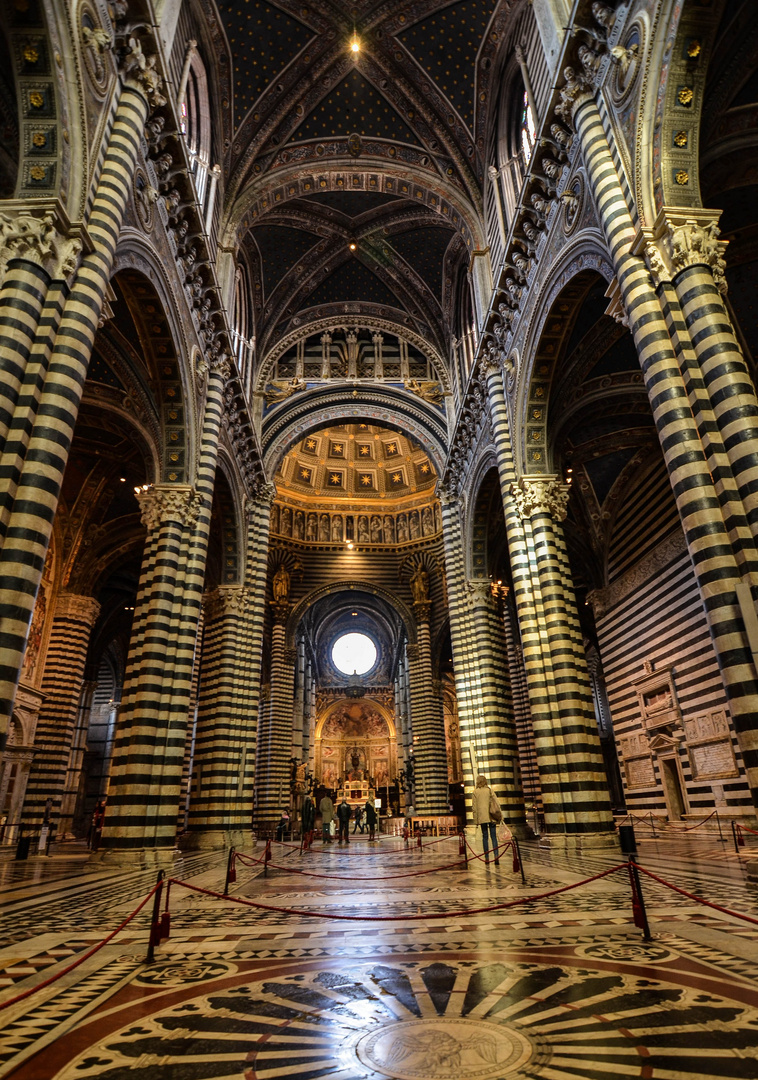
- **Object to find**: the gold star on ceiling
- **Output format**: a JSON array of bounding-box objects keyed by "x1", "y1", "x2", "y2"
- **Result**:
[
  {"x1": 330, "y1": 473, "x2": 342, "y2": 485},
  {"x1": 300, "y1": 468, "x2": 311, "y2": 480},
  {"x1": 391, "y1": 472, "x2": 402, "y2": 483},
  {"x1": 360, "y1": 474, "x2": 372, "y2": 486},
  {"x1": 333, "y1": 444, "x2": 343, "y2": 453},
  {"x1": 386, "y1": 443, "x2": 397, "y2": 454},
  {"x1": 359, "y1": 445, "x2": 370, "y2": 455},
  {"x1": 305, "y1": 439, "x2": 316, "y2": 450},
  {"x1": 420, "y1": 462, "x2": 430, "y2": 474}
]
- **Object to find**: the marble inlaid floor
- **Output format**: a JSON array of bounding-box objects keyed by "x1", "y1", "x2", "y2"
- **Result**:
[{"x1": 1, "y1": 830, "x2": 758, "y2": 1079}]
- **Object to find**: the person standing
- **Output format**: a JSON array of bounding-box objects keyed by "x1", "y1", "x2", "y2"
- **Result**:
[
  {"x1": 472, "y1": 774, "x2": 500, "y2": 864},
  {"x1": 337, "y1": 797, "x2": 351, "y2": 843},
  {"x1": 352, "y1": 805, "x2": 364, "y2": 834},
  {"x1": 275, "y1": 809, "x2": 290, "y2": 842},
  {"x1": 365, "y1": 798, "x2": 378, "y2": 842},
  {"x1": 320, "y1": 792, "x2": 334, "y2": 843},
  {"x1": 302, "y1": 793, "x2": 315, "y2": 847}
]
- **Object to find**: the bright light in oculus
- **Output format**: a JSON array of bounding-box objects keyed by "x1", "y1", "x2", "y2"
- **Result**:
[
  {"x1": 332, "y1": 632, "x2": 376, "y2": 675},
  {"x1": 350, "y1": 33, "x2": 360, "y2": 53}
]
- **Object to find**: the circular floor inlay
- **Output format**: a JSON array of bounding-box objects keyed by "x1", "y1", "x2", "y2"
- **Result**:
[{"x1": 356, "y1": 1018, "x2": 534, "y2": 1079}]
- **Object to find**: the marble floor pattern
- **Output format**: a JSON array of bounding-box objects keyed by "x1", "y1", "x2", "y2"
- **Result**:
[{"x1": 1, "y1": 832, "x2": 758, "y2": 1079}]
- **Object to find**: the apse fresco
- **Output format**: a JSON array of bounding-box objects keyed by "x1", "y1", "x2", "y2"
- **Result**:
[{"x1": 316, "y1": 699, "x2": 395, "y2": 789}]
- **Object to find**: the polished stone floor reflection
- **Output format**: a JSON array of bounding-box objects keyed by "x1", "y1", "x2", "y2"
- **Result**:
[{"x1": 1, "y1": 831, "x2": 758, "y2": 1079}]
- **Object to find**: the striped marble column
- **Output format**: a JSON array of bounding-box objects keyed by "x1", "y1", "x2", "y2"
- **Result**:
[
  {"x1": 254, "y1": 601, "x2": 296, "y2": 831},
  {"x1": 0, "y1": 74, "x2": 156, "y2": 746},
  {"x1": 666, "y1": 214, "x2": 758, "y2": 537},
  {"x1": 438, "y1": 489, "x2": 483, "y2": 811},
  {"x1": 0, "y1": 255, "x2": 52, "y2": 451},
  {"x1": 102, "y1": 485, "x2": 202, "y2": 858},
  {"x1": 187, "y1": 586, "x2": 255, "y2": 847},
  {"x1": 406, "y1": 602, "x2": 449, "y2": 814},
  {"x1": 500, "y1": 591, "x2": 540, "y2": 807},
  {"x1": 570, "y1": 86, "x2": 758, "y2": 807},
  {"x1": 513, "y1": 478, "x2": 614, "y2": 836},
  {"x1": 22, "y1": 594, "x2": 100, "y2": 830},
  {"x1": 463, "y1": 580, "x2": 526, "y2": 829}
]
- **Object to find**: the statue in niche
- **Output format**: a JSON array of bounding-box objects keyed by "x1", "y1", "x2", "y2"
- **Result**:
[
  {"x1": 434, "y1": 504, "x2": 442, "y2": 532},
  {"x1": 409, "y1": 510, "x2": 421, "y2": 540},
  {"x1": 397, "y1": 513, "x2": 409, "y2": 543},
  {"x1": 384, "y1": 515, "x2": 395, "y2": 544},
  {"x1": 272, "y1": 564, "x2": 290, "y2": 602},
  {"x1": 294, "y1": 511, "x2": 304, "y2": 540},
  {"x1": 280, "y1": 506, "x2": 291, "y2": 536},
  {"x1": 370, "y1": 515, "x2": 382, "y2": 543},
  {"x1": 331, "y1": 515, "x2": 343, "y2": 542},
  {"x1": 319, "y1": 514, "x2": 330, "y2": 542},
  {"x1": 358, "y1": 515, "x2": 369, "y2": 543},
  {"x1": 410, "y1": 565, "x2": 430, "y2": 603},
  {"x1": 270, "y1": 505, "x2": 280, "y2": 534},
  {"x1": 306, "y1": 512, "x2": 318, "y2": 541},
  {"x1": 422, "y1": 506, "x2": 434, "y2": 536}
]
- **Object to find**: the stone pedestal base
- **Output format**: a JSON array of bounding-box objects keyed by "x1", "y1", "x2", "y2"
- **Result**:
[
  {"x1": 178, "y1": 829, "x2": 247, "y2": 852},
  {"x1": 89, "y1": 846, "x2": 178, "y2": 869}
]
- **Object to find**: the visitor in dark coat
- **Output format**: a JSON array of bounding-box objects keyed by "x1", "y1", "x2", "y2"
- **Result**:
[
  {"x1": 365, "y1": 799, "x2": 378, "y2": 841},
  {"x1": 337, "y1": 798, "x2": 352, "y2": 843}
]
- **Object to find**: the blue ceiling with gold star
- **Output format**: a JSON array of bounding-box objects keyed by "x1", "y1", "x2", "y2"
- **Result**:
[
  {"x1": 305, "y1": 258, "x2": 405, "y2": 310},
  {"x1": 389, "y1": 226, "x2": 456, "y2": 300},
  {"x1": 290, "y1": 70, "x2": 423, "y2": 146}
]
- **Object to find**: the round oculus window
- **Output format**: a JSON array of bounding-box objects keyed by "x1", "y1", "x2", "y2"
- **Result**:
[{"x1": 331, "y1": 632, "x2": 377, "y2": 676}]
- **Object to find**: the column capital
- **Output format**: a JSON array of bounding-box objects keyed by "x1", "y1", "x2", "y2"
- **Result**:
[
  {"x1": 512, "y1": 475, "x2": 570, "y2": 522},
  {"x1": 465, "y1": 579, "x2": 496, "y2": 611},
  {"x1": 0, "y1": 201, "x2": 88, "y2": 282},
  {"x1": 54, "y1": 593, "x2": 101, "y2": 626},
  {"x1": 135, "y1": 484, "x2": 200, "y2": 531},
  {"x1": 412, "y1": 600, "x2": 432, "y2": 623},
  {"x1": 270, "y1": 600, "x2": 291, "y2": 626},
  {"x1": 406, "y1": 643, "x2": 420, "y2": 661},
  {"x1": 633, "y1": 207, "x2": 728, "y2": 293},
  {"x1": 203, "y1": 585, "x2": 251, "y2": 621}
]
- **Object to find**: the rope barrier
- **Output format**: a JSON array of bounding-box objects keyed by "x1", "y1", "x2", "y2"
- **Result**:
[
  {"x1": 632, "y1": 862, "x2": 758, "y2": 928},
  {"x1": 165, "y1": 862, "x2": 626, "y2": 923},
  {"x1": 286, "y1": 833, "x2": 458, "y2": 856},
  {"x1": 0, "y1": 878, "x2": 163, "y2": 1012}
]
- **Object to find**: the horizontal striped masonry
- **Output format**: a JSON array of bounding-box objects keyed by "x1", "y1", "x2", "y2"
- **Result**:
[
  {"x1": 658, "y1": 281, "x2": 756, "y2": 573},
  {"x1": 573, "y1": 92, "x2": 758, "y2": 808},
  {"x1": 0, "y1": 258, "x2": 51, "y2": 452},
  {"x1": 598, "y1": 464, "x2": 751, "y2": 817},
  {"x1": 514, "y1": 479, "x2": 614, "y2": 835},
  {"x1": 0, "y1": 84, "x2": 149, "y2": 747},
  {"x1": 105, "y1": 360, "x2": 230, "y2": 852},
  {"x1": 484, "y1": 363, "x2": 611, "y2": 835},
  {"x1": 189, "y1": 587, "x2": 255, "y2": 841},
  {"x1": 22, "y1": 594, "x2": 100, "y2": 828},
  {"x1": 406, "y1": 617, "x2": 449, "y2": 814},
  {"x1": 673, "y1": 260, "x2": 758, "y2": 540},
  {"x1": 439, "y1": 491, "x2": 483, "y2": 813},
  {"x1": 255, "y1": 619, "x2": 295, "y2": 830},
  {"x1": 466, "y1": 583, "x2": 526, "y2": 827},
  {"x1": 104, "y1": 486, "x2": 203, "y2": 851},
  {"x1": 501, "y1": 595, "x2": 540, "y2": 806}
]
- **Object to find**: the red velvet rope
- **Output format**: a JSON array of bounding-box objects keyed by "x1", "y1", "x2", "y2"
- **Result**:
[
  {"x1": 0, "y1": 880, "x2": 163, "y2": 1012},
  {"x1": 632, "y1": 862, "x2": 758, "y2": 926},
  {"x1": 736, "y1": 822, "x2": 758, "y2": 837},
  {"x1": 663, "y1": 810, "x2": 720, "y2": 832},
  {"x1": 259, "y1": 854, "x2": 472, "y2": 881},
  {"x1": 167, "y1": 863, "x2": 626, "y2": 921}
]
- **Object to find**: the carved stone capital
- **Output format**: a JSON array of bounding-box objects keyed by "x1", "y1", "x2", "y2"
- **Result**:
[
  {"x1": 0, "y1": 203, "x2": 86, "y2": 282},
  {"x1": 251, "y1": 479, "x2": 277, "y2": 508},
  {"x1": 512, "y1": 476, "x2": 570, "y2": 522},
  {"x1": 54, "y1": 593, "x2": 101, "y2": 627},
  {"x1": 204, "y1": 585, "x2": 251, "y2": 621},
  {"x1": 135, "y1": 484, "x2": 200, "y2": 531},
  {"x1": 406, "y1": 643, "x2": 420, "y2": 661},
  {"x1": 465, "y1": 579, "x2": 495, "y2": 611},
  {"x1": 633, "y1": 208, "x2": 728, "y2": 294},
  {"x1": 603, "y1": 277, "x2": 629, "y2": 328}
]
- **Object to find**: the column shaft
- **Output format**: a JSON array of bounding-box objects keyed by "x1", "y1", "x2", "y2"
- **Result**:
[
  {"x1": 407, "y1": 619, "x2": 448, "y2": 814},
  {"x1": 574, "y1": 91, "x2": 758, "y2": 804}
]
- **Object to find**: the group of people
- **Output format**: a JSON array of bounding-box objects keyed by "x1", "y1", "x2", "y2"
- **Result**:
[
  {"x1": 290, "y1": 792, "x2": 378, "y2": 846},
  {"x1": 276, "y1": 773, "x2": 508, "y2": 861}
]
